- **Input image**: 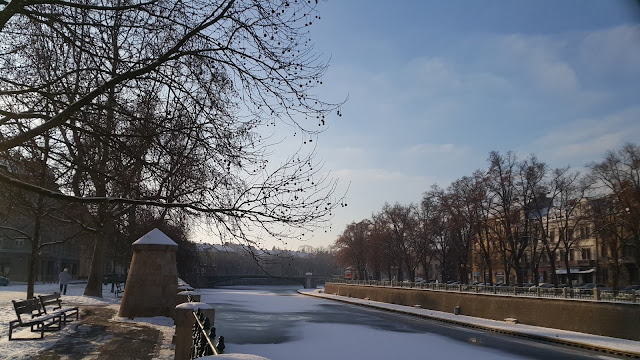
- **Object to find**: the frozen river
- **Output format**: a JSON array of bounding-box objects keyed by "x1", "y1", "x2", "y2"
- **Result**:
[{"x1": 199, "y1": 285, "x2": 622, "y2": 360}]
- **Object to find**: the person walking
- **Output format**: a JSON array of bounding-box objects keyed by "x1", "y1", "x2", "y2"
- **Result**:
[{"x1": 59, "y1": 268, "x2": 71, "y2": 295}]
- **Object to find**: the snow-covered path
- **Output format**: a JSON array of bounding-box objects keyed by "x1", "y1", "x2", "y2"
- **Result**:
[{"x1": 0, "y1": 282, "x2": 175, "y2": 360}]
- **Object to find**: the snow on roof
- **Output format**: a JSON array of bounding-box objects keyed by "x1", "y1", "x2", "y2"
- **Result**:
[{"x1": 132, "y1": 228, "x2": 178, "y2": 246}]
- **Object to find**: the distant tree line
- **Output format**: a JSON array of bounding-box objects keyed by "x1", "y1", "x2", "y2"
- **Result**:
[
  {"x1": 177, "y1": 243, "x2": 339, "y2": 285},
  {"x1": 334, "y1": 143, "x2": 640, "y2": 289}
]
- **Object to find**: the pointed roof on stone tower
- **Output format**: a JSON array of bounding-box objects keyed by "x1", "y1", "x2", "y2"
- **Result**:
[{"x1": 133, "y1": 228, "x2": 178, "y2": 246}]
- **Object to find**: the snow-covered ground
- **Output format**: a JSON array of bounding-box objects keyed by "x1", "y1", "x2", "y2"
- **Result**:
[
  {"x1": 0, "y1": 281, "x2": 175, "y2": 360},
  {"x1": 1, "y1": 283, "x2": 639, "y2": 359}
]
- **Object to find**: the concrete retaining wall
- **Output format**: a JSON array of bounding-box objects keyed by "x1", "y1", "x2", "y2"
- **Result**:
[{"x1": 325, "y1": 283, "x2": 640, "y2": 341}]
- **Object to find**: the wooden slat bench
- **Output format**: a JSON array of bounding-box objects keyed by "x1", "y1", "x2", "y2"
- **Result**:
[
  {"x1": 38, "y1": 292, "x2": 79, "y2": 323},
  {"x1": 10, "y1": 298, "x2": 63, "y2": 340}
]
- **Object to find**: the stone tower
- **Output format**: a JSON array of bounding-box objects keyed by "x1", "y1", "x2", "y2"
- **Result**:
[{"x1": 118, "y1": 228, "x2": 178, "y2": 318}]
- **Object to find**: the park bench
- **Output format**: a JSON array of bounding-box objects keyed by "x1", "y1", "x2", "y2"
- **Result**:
[
  {"x1": 38, "y1": 292, "x2": 79, "y2": 323},
  {"x1": 9, "y1": 298, "x2": 63, "y2": 340}
]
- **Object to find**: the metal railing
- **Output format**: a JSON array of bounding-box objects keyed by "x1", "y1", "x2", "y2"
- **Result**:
[
  {"x1": 330, "y1": 280, "x2": 640, "y2": 304},
  {"x1": 186, "y1": 295, "x2": 225, "y2": 358},
  {"x1": 191, "y1": 310, "x2": 224, "y2": 358}
]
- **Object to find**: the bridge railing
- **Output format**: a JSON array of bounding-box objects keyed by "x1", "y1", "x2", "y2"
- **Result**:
[{"x1": 329, "y1": 279, "x2": 640, "y2": 304}]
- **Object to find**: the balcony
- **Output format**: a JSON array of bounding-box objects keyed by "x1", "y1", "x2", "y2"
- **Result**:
[{"x1": 569, "y1": 259, "x2": 595, "y2": 267}]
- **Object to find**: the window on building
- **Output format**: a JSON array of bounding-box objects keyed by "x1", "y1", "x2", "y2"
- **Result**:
[
  {"x1": 15, "y1": 239, "x2": 24, "y2": 248},
  {"x1": 569, "y1": 249, "x2": 576, "y2": 261},
  {"x1": 549, "y1": 230, "x2": 555, "y2": 242},
  {"x1": 600, "y1": 268, "x2": 608, "y2": 284},
  {"x1": 581, "y1": 248, "x2": 592, "y2": 260},
  {"x1": 622, "y1": 245, "x2": 637, "y2": 258},
  {"x1": 601, "y1": 245, "x2": 608, "y2": 258}
]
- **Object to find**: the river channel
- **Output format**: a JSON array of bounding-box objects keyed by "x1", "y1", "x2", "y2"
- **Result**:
[{"x1": 199, "y1": 285, "x2": 624, "y2": 360}]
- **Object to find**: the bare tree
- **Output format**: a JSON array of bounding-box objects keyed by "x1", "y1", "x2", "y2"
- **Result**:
[
  {"x1": 486, "y1": 151, "x2": 525, "y2": 285},
  {"x1": 0, "y1": 138, "x2": 92, "y2": 298},
  {"x1": 0, "y1": 1, "x2": 344, "y2": 296},
  {"x1": 588, "y1": 143, "x2": 640, "y2": 288},
  {"x1": 467, "y1": 170, "x2": 497, "y2": 285},
  {"x1": 367, "y1": 213, "x2": 389, "y2": 281},
  {"x1": 516, "y1": 154, "x2": 549, "y2": 286},
  {"x1": 334, "y1": 220, "x2": 370, "y2": 280},
  {"x1": 446, "y1": 176, "x2": 481, "y2": 283},
  {"x1": 381, "y1": 203, "x2": 419, "y2": 282},
  {"x1": 422, "y1": 187, "x2": 457, "y2": 282},
  {"x1": 417, "y1": 193, "x2": 438, "y2": 282},
  {"x1": 549, "y1": 171, "x2": 590, "y2": 287}
]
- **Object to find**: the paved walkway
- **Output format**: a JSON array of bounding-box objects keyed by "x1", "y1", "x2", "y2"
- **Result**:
[
  {"x1": 32, "y1": 306, "x2": 162, "y2": 360},
  {"x1": 300, "y1": 289, "x2": 640, "y2": 359}
]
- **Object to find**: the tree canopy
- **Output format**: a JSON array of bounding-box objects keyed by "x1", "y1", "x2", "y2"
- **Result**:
[{"x1": 0, "y1": 0, "x2": 344, "y2": 296}]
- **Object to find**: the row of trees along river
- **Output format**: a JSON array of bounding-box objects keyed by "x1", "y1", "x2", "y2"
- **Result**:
[{"x1": 334, "y1": 143, "x2": 640, "y2": 290}]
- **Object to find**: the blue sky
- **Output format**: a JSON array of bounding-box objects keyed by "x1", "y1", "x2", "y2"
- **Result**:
[{"x1": 256, "y1": 1, "x2": 640, "y2": 249}]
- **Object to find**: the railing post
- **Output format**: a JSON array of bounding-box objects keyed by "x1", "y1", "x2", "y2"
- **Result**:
[
  {"x1": 536, "y1": 287, "x2": 541, "y2": 297},
  {"x1": 493, "y1": 285, "x2": 497, "y2": 294},
  {"x1": 562, "y1": 288, "x2": 567, "y2": 298},
  {"x1": 176, "y1": 290, "x2": 200, "y2": 306},
  {"x1": 593, "y1": 288, "x2": 601, "y2": 300},
  {"x1": 174, "y1": 302, "x2": 214, "y2": 360}
]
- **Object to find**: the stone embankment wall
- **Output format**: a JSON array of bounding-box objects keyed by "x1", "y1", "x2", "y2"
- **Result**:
[{"x1": 325, "y1": 283, "x2": 640, "y2": 341}]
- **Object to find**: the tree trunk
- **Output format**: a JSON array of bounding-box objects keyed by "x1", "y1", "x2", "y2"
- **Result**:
[
  {"x1": 503, "y1": 264, "x2": 509, "y2": 285},
  {"x1": 27, "y1": 218, "x2": 41, "y2": 299},
  {"x1": 487, "y1": 266, "x2": 493, "y2": 285},
  {"x1": 27, "y1": 196, "x2": 44, "y2": 299},
  {"x1": 84, "y1": 202, "x2": 111, "y2": 297},
  {"x1": 84, "y1": 232, "x2": 106, "y2": 297},
  {"x1": 564, "y1": 251, "x2": 572, "y2": 288}
]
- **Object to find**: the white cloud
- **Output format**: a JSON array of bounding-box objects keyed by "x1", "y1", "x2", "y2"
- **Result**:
[
  {"x1": 407, "y1": 143, "x2": 466, "y2": 155},
  {"x1": 531, "y1": 107, "x2": 640, "y2": 165},
  {"x1": 406, "y1": 57, "x2": 510, "y2": 97},
  {"x1": 494, "y1": 34, "x2": 580, "y2": 94},
  {"x1": 408, "y1": 57, "x2": 461, "y2": 91},
  {"x1": 579, "y1": 24, "x2": 640, "y2": 76},
  {"x1": 334, "y1": 168, "x2": 426, "y2": 182}
]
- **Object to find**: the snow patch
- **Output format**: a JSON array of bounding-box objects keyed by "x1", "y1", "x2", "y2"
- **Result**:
[
  {"x1": 132, "y1": 228, "x2": 177, "y2": 246},
  {"x1": 176, "y1": 302, "x2": 213, "y2": 310}
]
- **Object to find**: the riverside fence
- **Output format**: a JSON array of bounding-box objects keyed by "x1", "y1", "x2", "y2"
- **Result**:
[
  {"x1": 329, "y1": 280, "x2": 640, "y2": 304},
  {"x1": 174, "y1": 287, "x2": 225, "y2": 360}
]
